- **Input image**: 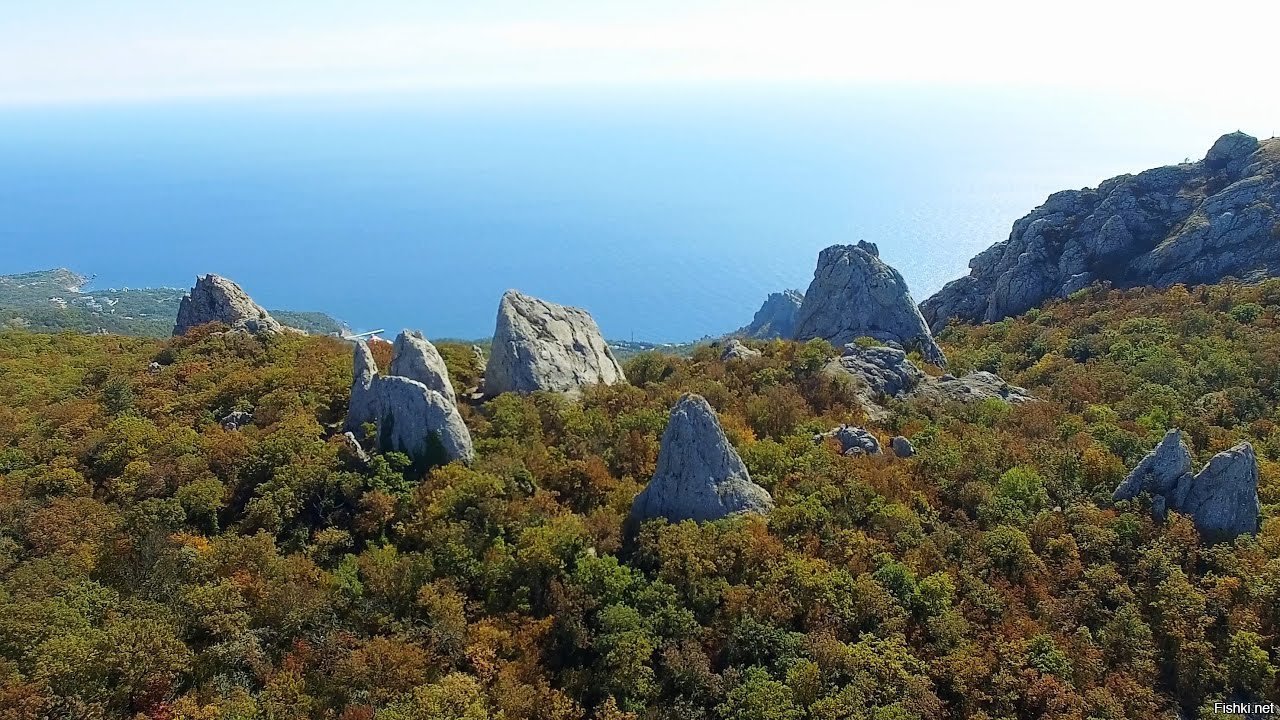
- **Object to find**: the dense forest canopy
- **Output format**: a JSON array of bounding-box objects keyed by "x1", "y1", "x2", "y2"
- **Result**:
[{"x1": 0, "y1": 280, "x2": 1278, "y2": 719}]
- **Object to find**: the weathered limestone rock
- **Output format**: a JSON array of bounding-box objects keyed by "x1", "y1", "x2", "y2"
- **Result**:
[
  {"x1": 345, "y1": 339, "x2": 474, "y2": 465},
  {"x1": 339, "y1": 431, "x2": 371, "y2": 466},
  {"x1": 793, "y1": 242, "x2": 946, "y2": 366},
  {"x1": 826, "y1": 344, "x2": 926, "y2": 398},
  {"x1": 1183, "y1": 443, "x2": 1260, "y2": 542},
  {"x1": 922, "y1": 133, "x2": 1280, "y2": 331},
  {"x1": 389, "y1": 330, "x2": 457, "y2": 406},
  {"x1": 1113, "y1": 431, "x2": 1260, "y2": 541},
  {"x1": 629, "y1": 394, "x2": 773, "y2": 525},
  {"x1": 816, "y1": 425, "x2": 882, "y2": 456},
  {"x1": 721, "y1": 339, "x2": 762, "y2": 362},
  {"x1": 824, "y1": 343, "x2": 1033, "y2": 419},
  {"x1": 736, "y1": 290, "x2": 804, "y2": 339},
  {"x1": 890, "y1": 436, "x2": 915, "y2": 458},
  {"x1": 173, "y1": 274, "x2": 297, "y2": 336},
  {"x1": 484, "y1": 290, "x2": 626, "y2": 397},
  {"x1": 913, "y1": 371, "x2": 1036, "y2": 405},
  {"x1": 1112, "y1": 429, "x2": 1194, "y2": 506}
]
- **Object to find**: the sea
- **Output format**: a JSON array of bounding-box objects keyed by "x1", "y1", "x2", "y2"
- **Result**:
[{"x1": 0, "y1": 85, "x2": 1270, "y2": 341}]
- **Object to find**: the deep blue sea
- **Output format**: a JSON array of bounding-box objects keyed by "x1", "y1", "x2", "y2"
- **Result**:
[{"x1": 0, "y1": 86, "x2": 1264, "y2": 340}]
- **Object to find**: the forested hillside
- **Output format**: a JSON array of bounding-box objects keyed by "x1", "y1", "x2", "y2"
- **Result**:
[{"x1": 1, "y1": 281, "x2": 1277, "y2": 719}]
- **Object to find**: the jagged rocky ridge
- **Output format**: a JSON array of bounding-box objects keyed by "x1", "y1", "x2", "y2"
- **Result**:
[
  {"x1": 922, "y1": 132, "x2": 1280, "y2": 331},
  {"x1": 735, "y1": 289, "x2": 804, "y2": 339},
  {"x1": 1113, "y1": 429, "x2": 1260, "y2": 541},
  {"x1": 794, "y1": 242, "x2": 947, "y2": 366},
  {"x1": 628, "y1": 394, "x2": 774, "y2": 526},
  {"x1": 346, "y1": 332, "x2": 474, "y2": 466},
  {"x1": 173, "y1": 274, "x2": 298, "y2": 337},
  {"x1": 484, "y1": 289, "x2": 626, "y2": 397}
]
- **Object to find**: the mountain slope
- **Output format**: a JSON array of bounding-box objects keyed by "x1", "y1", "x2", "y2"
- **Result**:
[{"x1": 923, "y1": 132, "x2": 1280, "y2": 331}]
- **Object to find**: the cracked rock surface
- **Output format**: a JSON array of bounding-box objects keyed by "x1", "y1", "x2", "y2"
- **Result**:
[
  {"x1": 484, "y1": 290, "x2": 626, "y2": 397},
  {"x1": 173, "y1": 274, "x2": 297, "y2": 336},
  {"x1": 794, "y1": 242, "x2": 946, "y2": 366},
  {"x1": 923, "y1": 132, "x2": 1280, "y2": 331}
]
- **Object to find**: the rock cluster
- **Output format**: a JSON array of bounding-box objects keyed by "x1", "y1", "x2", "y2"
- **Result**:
[
  {"x1": 345, "y1": 332, "x2": 474, "y2": 465},
  {"x1": 219, "y1": 411, "x2": 253, "y2": 430},
  {"x1": 816, "y1": 425, "x2": 882, "y2": 455},
  {"x1": 735, "y1": 290, "x2": 804, "y2": 339},
  {"x1": 173, "y1": 274, "x2": 296, "y2": 337},
  {"x1": 1113, "y1": 430, "x2": 1260, "y2": 541},
  {"x1": 628, "y1": 394, "x2": 773, "y2": 526},
  {"x1": 484, "y1": 290, "x2": 626, "y2": 397},
  {"x1": 793, "y1": 242, "x2": 946, "y2": 366},
  {"x1": 720, "y1": 339, "x2": 762, "y2": 362},
  {"x1": 824, "y1": 343, "x2": 1032, "y2": 419},
  {"x1": 922, "y1": 132, "x2": 1280, "y2": 331}
]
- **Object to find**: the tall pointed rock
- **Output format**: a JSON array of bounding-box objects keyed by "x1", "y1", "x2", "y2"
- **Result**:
[
  {"x1": 390, "y1": 330, "x2": 457, "y2": 406},
  {"x1": 792, "y1": 242, "x2": 946, "y2": 366},
  {"x1": 629, "y1": 394, "x2": 773, "y2": 525},
  {"x1": 173, "y1": 274, "x2": 295, "y2": 336}
]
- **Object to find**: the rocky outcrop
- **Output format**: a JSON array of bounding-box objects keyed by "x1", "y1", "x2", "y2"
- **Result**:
[
  {"x1": 390, "y1": 330, "x2": 457, "y2": 406},
  {"x1": 720, "y1": 339, "x2": 762, "y2": 362},
  {"x1": 1113, "y1": 429, "x2": 1194, "y2": 506},
  {"x1": 1113, "y1": 431, "x2": 1259, "y2": 541},
  {"x1": 913, "y1": 371, "x2": 1036, "y2": 405},
  {"x1": 345, "y1": 338, "x2": 474, "y2": 466},
  {"x1": 890, "y1": 436, "x2": 915, "y2": 458},
  {"x1": 816, "y1": 425, "x2": 882, "y2": 456},
  {"x1": 629, "y1": 394, "x2": 773, "y2": 525},
  {"x1": 484, "y1": 290, "x2": 626, "y2": 397},
  {"x1": 173, "y1": 274, "x2": 297, "y2": 336},
  {"x1": 824, "y1": 343, "x2": 1032, "y2": 419},
  {"x1": 735, "y1": 290, "x2": 803, "y2": 339},
  {"x1": 826, "y1": 344, "x2": 927, "y2": 398},
  {"x1": 922, "y1": 132, "x2": 1280, "y2": 331},
  {"x1": 219, "y1": 411, "x2": 253, "y2": 431},
  {"x1": 793, "y1": 242, "x2": 946, "y2": 366}
]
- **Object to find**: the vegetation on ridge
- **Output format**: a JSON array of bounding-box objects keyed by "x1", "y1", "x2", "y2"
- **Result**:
[{"x1": 0, "y1": 280, "x2": 1278, "y2": 719}]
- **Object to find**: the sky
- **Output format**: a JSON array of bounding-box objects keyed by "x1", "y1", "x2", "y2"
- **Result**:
[{"x1": 2, "y1": 0, "x2": 1278, "y2": 119}]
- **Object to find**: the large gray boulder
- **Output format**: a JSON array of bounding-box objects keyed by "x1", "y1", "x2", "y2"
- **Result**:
[
  {"x1": 1113, "y1": 432, "x2": 1260, "y2": 541},
  {"x1": 1112, "y1": 429, "x2": 1194, "y2": 506},
  {"x1": 389, "y1": 330, "x2": 457, "y2": 406},
  {"x1": 793, "y1": 242, "x2": 946, "y2": 366},
  {"x1": 735, "y1": 290, "x2": 804, "y2": 339},
  {"x1": 826, "y1": 344, "x2": 927, "y2": 398},
  {"x1": 629, "y1": 394, "x2": 773, "y2": 525},
  {"x1": 922, "y1": 133, "x2": 1280, "y2": 331},
  {"x1": 173, "y1": 274, "x2": 297, "y2": 336},
  {"x1": 1182, "y1": 442, "x2": 1260, "y2": 542},
  {"x1": 345, "y1": 339, "x2": 474, "y2": 466},
  {"x1": 484, "y1": 290, "x2": 626, "y2": 397},
  {"x1": 721, "y1": 339, "x2": 762, "y2": 362}
]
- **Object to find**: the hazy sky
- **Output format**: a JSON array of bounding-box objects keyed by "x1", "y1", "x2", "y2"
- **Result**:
[{"x1": 3, "y1": 0, "x2": 1278, "y2": 119}]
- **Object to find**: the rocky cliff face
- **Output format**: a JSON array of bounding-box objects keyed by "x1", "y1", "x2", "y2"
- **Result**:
[
  {"x1": 173, "y1": 274, "x2": 296, "y2": 337},
  {"x1": 1114, "y1": 431, "x2": 1259, "y2": 541},
  {"x1": 628, "y1": 394, "x2": 773, "y2": 526},
  {"x1": 484, "y1": 290, "x2": 626, "y2": 397},
  {"x1": 345, "y1": 337, "x2": 474, "y2": 466},
  {"x1": 735, "y1": 290, "x2": 803, "y2": 339},
  {"x1": 922, "y1": 132, "x2": 1280, "y2": 331},
  {"x1": 793, "y1": 242, "x2": 946, "y2": 366}
]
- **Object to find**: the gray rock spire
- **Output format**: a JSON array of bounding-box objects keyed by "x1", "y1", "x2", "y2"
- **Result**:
[
  {"x1": 173, "y1": 274, "x2": 296, "y2": 336},
  {"x1": 390, "y1": 330, "x2": 457, "y2": 406},
  {"x1": 793, "y1": 243, "x2": 946, "y2": 366},
  {"x1": 628, "y1": 394, "x2": 773, "y2": 525}
]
